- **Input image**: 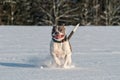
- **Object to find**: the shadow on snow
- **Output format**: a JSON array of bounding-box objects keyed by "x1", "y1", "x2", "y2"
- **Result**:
[{"x1": 0, "y1": 62, "x2": 38, "y2": 68}]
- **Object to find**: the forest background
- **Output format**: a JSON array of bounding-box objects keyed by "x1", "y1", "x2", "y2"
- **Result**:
[{"x1": 0, "y1": 0, "x2": 120, "y2": 26}]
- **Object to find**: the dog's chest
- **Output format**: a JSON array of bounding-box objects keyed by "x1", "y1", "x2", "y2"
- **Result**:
[{"x1": 50, "y1": 41, "x2": 71, "y2": 56}]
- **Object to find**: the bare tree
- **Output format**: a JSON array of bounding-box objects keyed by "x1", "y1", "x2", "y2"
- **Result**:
[
  {"x1": 38, "y1": 0, "x2": 79, "y2": 25},
  {"x1": 0, "y1": 0, "x2": 119, "y2": 26},
  {"x1": 100, "y1": 0, "x2": 120, "y2": 25},
  {"x1": 0, "y1": 2, "x2": 3, "y2": 24}
]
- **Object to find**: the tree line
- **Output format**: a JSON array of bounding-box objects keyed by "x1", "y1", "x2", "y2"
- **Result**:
[{"x1": 0, "y1": 0, "x2": 120, "y2": 26}]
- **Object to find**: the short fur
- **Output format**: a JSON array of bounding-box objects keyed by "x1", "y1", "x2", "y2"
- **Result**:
[{"x1": 50, "y1": 25, "x2": 72, "y2": 68}]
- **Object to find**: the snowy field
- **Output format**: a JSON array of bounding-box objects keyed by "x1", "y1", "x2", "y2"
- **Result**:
[{"x1": 0, "y1": 26, "x2": 120, "y2": 80}]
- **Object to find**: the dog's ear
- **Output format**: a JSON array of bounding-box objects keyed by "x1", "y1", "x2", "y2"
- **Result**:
[
  {"x1": 52, "y1": 25, "x2": 57, "y2": 30},
  {"x1": 52, "y1": 25, "x2": 57, "y2": 34},
  {"x1": 53, "y1": 25, "x2": 56, "y2": 28},
  {"x1": 53, "y1": 25, "x2": 59, "y2": 29}
]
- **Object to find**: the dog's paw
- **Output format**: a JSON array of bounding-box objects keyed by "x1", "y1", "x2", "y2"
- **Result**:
[{"x1": 63, "y1": 65, "x2": 75, "y2": 69}]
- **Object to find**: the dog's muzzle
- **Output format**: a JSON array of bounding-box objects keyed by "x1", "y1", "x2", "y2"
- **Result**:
[
  {"x1": 52, "y1": 32, "x2": 65, "y2": 39},
  {"x1": 52, "y1": 32, "x2": 67, "y2": 43},
  {"x1": 53, "y1": 34, "x2": 64, "y2": 39}
]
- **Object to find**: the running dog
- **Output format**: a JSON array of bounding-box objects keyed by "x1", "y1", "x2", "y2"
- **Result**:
[{"x1": 50, "y1": 25, "x2": 72, "y2": 68}]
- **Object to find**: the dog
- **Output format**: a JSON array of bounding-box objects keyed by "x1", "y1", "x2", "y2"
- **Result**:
[{"x1": 50, "y1": 25, "x2": 73, "y2": 68}]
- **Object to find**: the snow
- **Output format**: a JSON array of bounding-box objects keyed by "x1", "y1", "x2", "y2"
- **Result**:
[{"x1": 0, "y1": 26, "x2": 120, "y2": 80}]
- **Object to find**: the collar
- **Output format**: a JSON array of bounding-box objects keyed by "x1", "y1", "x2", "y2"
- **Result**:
[{"x1": 52, "y1": 36, "x2": 68, "y2": 43}]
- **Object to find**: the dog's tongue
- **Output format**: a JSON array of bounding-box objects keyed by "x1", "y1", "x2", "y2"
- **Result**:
[{"x1": 55, "y1": 35, "x2": 64, "y2": 39}]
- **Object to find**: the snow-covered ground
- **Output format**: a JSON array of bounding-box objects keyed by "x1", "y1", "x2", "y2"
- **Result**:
[{"x1": 0, "y1": 26, "x2": 120, "y2": 80}]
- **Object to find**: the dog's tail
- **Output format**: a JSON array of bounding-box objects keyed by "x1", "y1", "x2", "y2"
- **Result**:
[{"x1": 68, "y1": 23, "x2": 80, "y2": 40}]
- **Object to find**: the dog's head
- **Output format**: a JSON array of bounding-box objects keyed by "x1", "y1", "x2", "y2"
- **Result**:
[{"x1": 52, "y1": 25, "x2": 66, "y2": 41}]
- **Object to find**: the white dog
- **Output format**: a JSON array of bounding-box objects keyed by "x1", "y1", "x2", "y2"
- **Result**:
[{"x1": 50, "y1": 25, "x2": 72, "y2": 68}]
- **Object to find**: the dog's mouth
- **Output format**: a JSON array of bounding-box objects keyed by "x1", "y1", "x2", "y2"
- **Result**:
[{"x1": 53, "y1": 34, "x2": 65, "y2": 39}]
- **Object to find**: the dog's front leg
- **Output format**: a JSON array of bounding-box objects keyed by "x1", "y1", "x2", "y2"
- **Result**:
[
  {"x1": 63, "y1": 54, "x2": 72, "y2": 68},
  {"x1": 52, "y1": 54, "x2": 61, "y2": 67}
]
